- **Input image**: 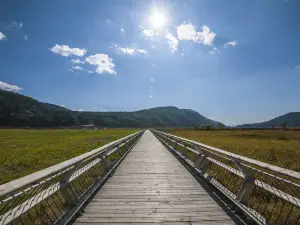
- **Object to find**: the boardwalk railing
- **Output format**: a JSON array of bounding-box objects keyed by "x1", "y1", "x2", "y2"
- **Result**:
[
  {"x1": 0, "y1": 130, "x2": 144, "y2": 225},
  {"x1": 152, "y1": 130, "x2": 300, "y2": 225}
]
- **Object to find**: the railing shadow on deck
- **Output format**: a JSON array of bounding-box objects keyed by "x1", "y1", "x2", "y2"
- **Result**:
[
  {"x1": 0, "y1": 130, "x2": 144, "y2": 225},
  {"x1": 152, "y1": 129, "x2": 300, "y2": 225}
]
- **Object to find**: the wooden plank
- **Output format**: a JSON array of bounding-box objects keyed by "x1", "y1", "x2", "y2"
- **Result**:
[
  {"x1": 85, "y1": 205, "x2": 228, "y2": 210},
  {"x1": 84, "y1": 208, "x2": 231, "y2": 213},
  {"x1": 82, "y1": 212, "x2": 232, "y2": 218},
  {"x1": 86, "y1": 201, "x2": 222, "y2": 207},
  {"x1": 74, "y1": 222, "x2": 236, "y2": 225},
  {"x1": 75, "y1": 217, "x2": 233, "y2": 222},
  {"x1": 74, "y1": 130, "x2": 238, "y2": 224}
]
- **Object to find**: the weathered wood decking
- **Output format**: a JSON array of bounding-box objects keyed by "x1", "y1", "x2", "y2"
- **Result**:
[{"x1": 74, "y1": 130, "x2": 239, "y2": 225}]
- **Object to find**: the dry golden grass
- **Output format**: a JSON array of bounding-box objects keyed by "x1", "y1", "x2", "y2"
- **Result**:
[
  {"x1": 166, "y1": 129, "x2": 300, "y2": 172},
  {"x1": 0, "y1": 129, "x2": 137, "y2": 184}
]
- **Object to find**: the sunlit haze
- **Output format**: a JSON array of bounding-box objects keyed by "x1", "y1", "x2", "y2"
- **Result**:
[
  {"x1": 1, "y1": 0, "x2": 299, "y2": 126},
  {"x1": 150, "y1": 11, "x2": 167, "y2": 29}
]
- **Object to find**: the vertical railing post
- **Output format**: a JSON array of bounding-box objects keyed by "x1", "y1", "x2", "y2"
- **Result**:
[
  {"x1": 193, "y1": 145, "x2": 209, "y2": 174},
  {"x1": 172, "y1": 141, "x2": 177, "y2": 151},
  {"x1": 234, "y1": 161, "x2": 255, "y2": 205},
  {"x1": 102, "y1": 156, "x2": 112, "y2": 172},
  {"x1": 59, "y1": 162, "x2": 85, "y2": 207},
  {"x1": 116, "y1": 144, "x2": 122, "y2": 157}
]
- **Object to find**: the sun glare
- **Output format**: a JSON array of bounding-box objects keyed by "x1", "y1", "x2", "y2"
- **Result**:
[{"x1": 150, "y1": 11, "x2": 166, "y2": 29}]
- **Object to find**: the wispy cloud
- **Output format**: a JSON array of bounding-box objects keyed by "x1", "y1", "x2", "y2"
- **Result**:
[
  {"x1": 120, "y1": 28, "x2": 125, "y2": 33},
  {"x1": 0, "y1": 32, "x2": 7, "y2": 41},
  {"x1": 165, "y1": 32, "x2": 179, "y2": 52},
  {"x1": 92, "y1": 107, "x2": 107, "y2": 112},
  {"x1": 50, "y1": 44, "x2": 86, "y2": 57},
  {"x1": 224, "y1": 41, "x2": 237, "y2": 48},
  {"x1": 139, "y1": 26, "x2": 156, "y2": 39},
  {"x1": 120, "y1": 47, "x2": 147, "y2": 55},
  {"x1": 209, "y1": 47, "x2": 220, "y2": 55},
  {"x1": 24, "y1": 35, "x2": 28, "y2": 40},
  {"x1": 5, "y1": 21, "x2": 23, "y2": 31},
  {"x1": 72, "y1": 66, "x2": 83, "y2": 70},
  {"x1": 71, "y1": 59, "x2": 85, "y2": 64},
  {"x1": 85, "y1": 54, "x2": 117, "y2": 75},
  {"x1": 0, "y1": 81, "x2": 22, "y2": 92},
  {"x1": 114, "y1": 44, "x2": 147, "y2": 55},
  {"x1": 143, "y1": 29, "x2": 155, "y2": 37},
  {"x1": 177, "y1": 22, "x2": 216, "y2": 45}
]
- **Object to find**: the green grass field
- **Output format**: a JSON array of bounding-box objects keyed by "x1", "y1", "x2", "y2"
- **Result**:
[
  {"x1": 0, "y1": 129, "x2": 137, "y2": 184},
  {"x1": 166, "y1": 129, "x2": 300, "y2": 172}
]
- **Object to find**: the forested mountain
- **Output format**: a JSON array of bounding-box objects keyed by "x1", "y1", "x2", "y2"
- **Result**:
[
  {"x1": 237, "y1": 112, "x2": 300, "y2": 128},
  {"x1": 0, "y1": 90, "x2": 219, "y2": 127}
]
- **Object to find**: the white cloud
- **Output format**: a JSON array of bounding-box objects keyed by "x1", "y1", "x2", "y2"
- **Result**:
[
  {"x1": 85, "y1": 54, "x2": 117, "y2": 75},
  {"x1": 24, "y1": 35, "x2": 28, "y2": 40},
  {"x1": 196, "y1": 25, "x2": 216, "y2": 45},
  {"x1": 77, "y1": 109, "x2": 84, "y2": 112},
  {"x1": 68, "y1": 69, "x2": 74, "y2": 72},
  {"x1": 116, "y1": 46, "x2": 148, "y2": 55},
  {"x1": 149, "y1": 95, "x2": 153, "y2": 99},
  {"x1": 136, "y1": 48, "x2": 147, "y2": 54},
  {"x1": 209, "y1": 117, "x2": 217, "y2": 120},
  {"x1": 6, "y1": 21, "x2": 23, "y2": 31},
  {"x1": 71, "y1": 59, "x2": 85, "y2": 64},
  {"x1": 177, "y1": 22, "x2": 215, "y2": 45},
  {"x1": 93, "y1": 107, "x2": 107, "y2": 112},
  {"x1": 165, "y1": 32, "x2": 179, "y2": 52},
  {"x1": 224, "y1": 41, "x2": 237, "y2": 48},
  {"x1": 209, "y1": 47, "x2": 220, "y2": 55},
  {"x1": 0, "y1": 81, "x2": 22, "y2": 92},
  {"x1": 72, "y1": 66, "x2": 83, "y2": 70},
  {"x1": 87, "y1": 70, "x2": 93, "y2": 74},
  {"x1": 139, "y1": 25, "x2": 156, "y2": 39},
  {"x1": 143, "y1": 29, "x2": 155, "y2": 37},
  {"x1": 50, "y1": 44, "x2": 86, "y2": 57},
  {"x1": 119, "y1": 48, "x2": 135, "y2": 55},
  {"x1": 121, "y1": 28, "x2": 125, "y2": 33},
  {"x1": 177, "y1": 22, "x2": 197, "y2": 41},
  {"x1": 0, "y1": 32, "x2": 7, "y2": 40}
]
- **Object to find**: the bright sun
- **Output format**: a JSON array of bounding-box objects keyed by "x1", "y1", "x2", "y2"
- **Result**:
[{"x1": 150, "y1": 11, "x2": 166, "y2": 29}]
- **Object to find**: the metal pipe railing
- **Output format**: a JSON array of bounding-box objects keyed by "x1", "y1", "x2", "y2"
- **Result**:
[
  {"x1": 0, "y1": 130, "x2": 144, "y2": 225},
  {"x1": 152, "y1": 129, "x2": 300, "y2": 225}
]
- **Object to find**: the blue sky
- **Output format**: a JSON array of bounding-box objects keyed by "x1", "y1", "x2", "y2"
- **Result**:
[{"x1": 0, "y1": 0, "x2": 299, "y2": 126}]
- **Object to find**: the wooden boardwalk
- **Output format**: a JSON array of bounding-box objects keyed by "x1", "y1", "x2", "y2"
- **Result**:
[{"x1": 74, "y1": 130, "x2": 239, "y2": 225}]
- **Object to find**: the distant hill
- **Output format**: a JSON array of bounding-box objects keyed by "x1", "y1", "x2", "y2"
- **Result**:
[
  {"x1": 0, "y1": 90, "x2": 219, "y2": 128},
  {"x1": 237, "y1": 112, "x2": 300, "y2": 128}
]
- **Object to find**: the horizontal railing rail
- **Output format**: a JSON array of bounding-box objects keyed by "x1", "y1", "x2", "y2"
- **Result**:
[
  {"x1": 0, "y1": 130, "x2": 144, "y2": 225},
  {"x1": 152, "y1": 130, "x2": 300, "y2": 225}
]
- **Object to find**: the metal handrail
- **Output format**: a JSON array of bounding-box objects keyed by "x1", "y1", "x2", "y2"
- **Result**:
[
  {"x1": 0, "y1": 130, "x2": 144, "y2": 225},
  {"x1": 152, "y1": 130, "x2": 300, "y2": 225}
]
